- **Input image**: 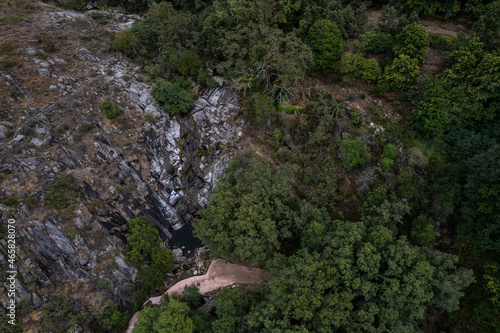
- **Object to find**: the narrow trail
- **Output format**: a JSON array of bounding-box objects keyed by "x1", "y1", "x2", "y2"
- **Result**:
[{"x1": 125, "y1": 259, "x2": 266, "y2": 333}]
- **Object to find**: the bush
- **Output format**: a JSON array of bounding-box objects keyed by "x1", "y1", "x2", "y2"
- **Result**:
[
  {"x1": 394, "y1": 23, "x2": 429, "y2": 63},
  {"x1": 34, "y1": 33, "x2": 56, "y2": 53},
  {"x1": 341, "y1": 53, "x2": 382, "y2": 83},
  {"x1": 378, "y1": 54, "x2": 419, "y2": 91},
  {"x1": 151, "y1": 78, "x2": 194, "y2": 115},
  {"x1": 355, "y1": 32, "x2": 394, "y2": 54},
  {"x1": 347, "y1": 91, "x2": 357, "y2": 101},
  {"x1": 307, "y1": 19, "x2": 344, "y2": 70},
  {"x1": 102, "y1": 99, "x2": 118, "y2": 119},
  {"x1": 411, "y1": 214, "x2": 436, "y2": 247},
  {"x1": 77, "y1": 123, "x2": 93, "y2": 132},
  {"x1": 408, "y1": 146, "x2": 429, "y2": 169},
  {"x1": 279, "y1": 104, "x2": 302, "y2": 114},
  {"x1": 340, "y1": 138, "x2": 368, "y2": 170},
  {"x1": 44, "y1": 175, "x2": 79, "y2": 210},
  {"x1": 113, "y1": 29, "x2": 136, "y2": 53},
  {"x1": 168, "y1": 50, "x2": 203, "y2": 76},
  {"x1": 428, "y1": 33, "x2": 462, "y2": 51},
  {"x1": 381, "y1": 156, "x2": 394, "y2": 171},
  {"x1": 383, "y1": 143, "x2": 399, "y2": 160},
  {"x1": 182, "y1": 285, "x2": 203, "y2": 309}
]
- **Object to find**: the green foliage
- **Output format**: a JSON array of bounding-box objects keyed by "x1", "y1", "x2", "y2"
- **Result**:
[
  {"x1": 132, "y1": 19, "x2": 158, "y2": 52},
  {"x1": 54, "y1": 0, "x2": 86, "y2": 11},
  {"x1": 342, "y1": 53, "x2": 382, "y2": 83},
  {"x1": 113, "y1": 29, "x2": 136, "y2": 53},
  {"x1": 379, "y1": 54, "x2": 420, "y2": 92},
  {"x1": 355, "y1": 31, "x2": 394, "y2": 54},
  {"x1": 197, "y1": 68, "x2": 219, "y2": 89},
  {"x1": 194, "y1": 157, "x2": 295, "y2": 265},
  {"x1": 347, "y1": 91, "x2": 357, "y2": 101},
  {"x1": 380, "y1": 156, "x2": 394, "y2": 171},
  {"x1": 247, "y1": 93, "x2": 277, "y2": 129},
  {"x1": 340, "y1": 137, "x2": 368, "y2": 170},
  {"x1": 133, "y1": 298, "x2": 194, "y2": 333},
  {"x1": 182, "y1": 285, "x2": 203, "y2": 310},
  {"x1": 99, "y1": 307, "x2": 127, "y2": 332},
  {"x1": 428, "y1": 33, "x2": 463, "y2": 51},
  {"x1": 102, "y1": 99, "x2": 119, "y2": 119},
  {"x1": 473, "y1": 1, "x2": 500, "y2": 49},
  {"x1": 307, "y1": 19, "x2": 344, "y2": 70},
  {"x1": 412, "y1": 39, "x2": 500, "y2": 137},
  {"x1": 43, "y1": 295, "x2": 87, "y2": 330},
  {"x1": 445, "y1": 129, "x2": 497, "y2": 160},
  {"x1": 44, "y1": 175, "x2": 79, "y2": 210},
  {"x1": 383, "y1": 143, "x2": 399, "y2": 160},
  {"x1": 246, "y1": 222, "x2": 472, "y2": 332},
  {"x1": 151, "y1": 78, "x2": 194, "y2": 115},
  {"x1": 77, "y1": 123, "x2": 93, "y2": 132},
  {"x1": 168, "y1": 50, "x2": 203, "y2": 76},
  {"x1": 278, "y1": 104, "x2": 302, "y2": 114},
  {"x1": 411, "y1": 214, "x2": 437, "y2": 247},
  {"x1": 212, "y1": 287, "x2": 253, "y2": 333},
  {"x1": 394, "y1": 23, "x2": 429, "y2": 63},
  {"x1": 34, "y1": 33, "x2": 56, "y2": 53},
  {"x1": 460, "y1": 145, "x2": 500, "y2": 251},
  {"x1": 0, "y1": 41, "x2": 18, "y2": 56}
]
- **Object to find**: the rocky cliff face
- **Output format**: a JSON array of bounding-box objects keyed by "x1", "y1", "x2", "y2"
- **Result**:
[{"x1": 0, "y1": 3, "x2": 243, "y2": 330}]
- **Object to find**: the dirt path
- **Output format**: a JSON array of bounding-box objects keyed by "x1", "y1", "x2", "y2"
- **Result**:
[{"x1": 125, "y1": 259, "x2": 266, "y2": 333}]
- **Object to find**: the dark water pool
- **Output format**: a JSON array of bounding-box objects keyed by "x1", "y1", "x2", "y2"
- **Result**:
[{"x1": 169, "y1": 223, "x2": 203, "y2": 252}]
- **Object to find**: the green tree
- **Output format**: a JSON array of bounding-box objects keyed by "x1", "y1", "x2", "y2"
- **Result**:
[
  {"x1": 182, "y1": 285, "x2": 203, "y2": 310},
  {"x1": 411, "y1": 214, "x2": 437, "y2": 247},
  {"x1": 113, "y1": 29, "x2": 136, "y2": 53},
  {"x1": 340, "y1": 137, "x2": 368, "y2": 170},
  {"x1": 246, "y1": 222, "x2": 473, "y2": 332},
  {"x1": 307, "y1": 19, "x2": 344, "y2": 70},
  {"x1": 341, "y1": 53, "x2": 382, "y2": 82},
  {"x1": 355, "y1": 31, "x2": 394, "y2": 54},
  {"x1": 473, "y1": 0, "x2": 500, "y2": 49},
  {"x1": 212, "y1": 287, "x2": 253, "y2": 333},
  {"x1": 394, "y1": 23, "x2": 429, "y2": 63},
  {"x1": 194, "y1": 158, "x2": 296, "y2": 265},
  {"x1": 152, "y1": 78, "x2": 194, "y2": 115},
  {"x1": 379, "y1": 54, "x2": 419, "y2": 91},
  {"x1": 133, "y1": 298, "x2": 194, "y2": 333}
]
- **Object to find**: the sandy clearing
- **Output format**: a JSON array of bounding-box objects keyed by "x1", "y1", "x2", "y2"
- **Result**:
[{"x1": 125, "y1": 259, "x2": 266, "y2": 333}]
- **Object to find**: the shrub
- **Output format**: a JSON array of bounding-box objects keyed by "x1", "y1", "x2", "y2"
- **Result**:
[
  {"x1": 44, "y1": 175, "x2": 79, "y2": 210},
  {"x1": 428, "y1": 33, "x2": 462, "y2": 51},
  {"x1": 307, "y1": 19, "x2": 344, "y2": 70},
  {"x1": 341, "y1": 53, "x2": 382, "y2": 82},
  {"x1": 77, "y1": 123, "x2": 93, "y2": 132},
  {"x1": 102, "y1": 99, "x2": 118, "y2": 119},
  {"x1": 381, "y1": 157, "x2": 394, "y2": 171},
  {"x1": 340, "y1": 137, "x2": 368, "y2": 170},
  {"x1": 33, "y1": 33, "x2": 56, "y2": 53},
  {"x1": 168, "y1": 50, "x2": 203, "y2": 76},
  {"x1": 151, "y1": 78, "x2": 194, "y2": 115},
  {"x1": 113, "y1": 29, "x2": 136, "y2": 53},
  {"x1": 394, "y1": 23, "x2": 429, "y2": 63},
  {"x1": 411, "y1": 214, "x2": 436, "y2": 247},
  {"x1": 408, "y1": 147, "x2": 429, "y2": 169},
  {"x1": 347, "y1": 91, "x2": 357, "y2": 101},
  {"x1": 355, "y1": 32, "x2": 394, "y2": 54},
  {"x1": 383, "y1": 143, "x2": 399, "y2": 160},
  {"x1": 378, "y1": 54, "x2": 419, "y2": 91},
  {"x1": 279, "y1": 104, "x2": 302, "y2": 114},
  {"x1": 182, "y1": 285, "x2": 203, "y2": 309}
]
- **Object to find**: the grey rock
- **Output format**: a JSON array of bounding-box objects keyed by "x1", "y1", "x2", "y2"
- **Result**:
[
  {"x1": 38, "y1": 68, "x2": 50, "y2": 76},
  {"x1": 32, "y1": 292, "x2": 43, "y2": 309},
  {"x1": 26, "y1": 48, "x2": 37, "y2": 56},
  {"x1": 45, "y1": 220, "x2": 75, "y2": 255},
  {"x1": 30, "y1": 138, "x2": 44, "y2": 146},
  {"x1": 0, "y1": 125, "x2": 10, "y2": 140},
  {"x1": 55, "y1": 58, "x2": 68, "y2": 66},
  {"x1": 0, "y1": 204, "x2": 9, "y2": 211},
  {"x1": 39, "y1": 62, "x2": 51, "y2": 68},
  {"x1": 14, "y1": 134, "x2": 25, "y2": 141},
  {"x1": 49, "y1": 85, "x2": 57, "y2": 91},
  {"x1": 3, "y1": 121, "x2": 14, "y2": 128}
]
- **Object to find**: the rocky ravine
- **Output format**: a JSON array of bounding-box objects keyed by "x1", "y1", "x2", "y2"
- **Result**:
[{"x1": 0, "y1": 3, "x2": 243, "y2": 331}]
